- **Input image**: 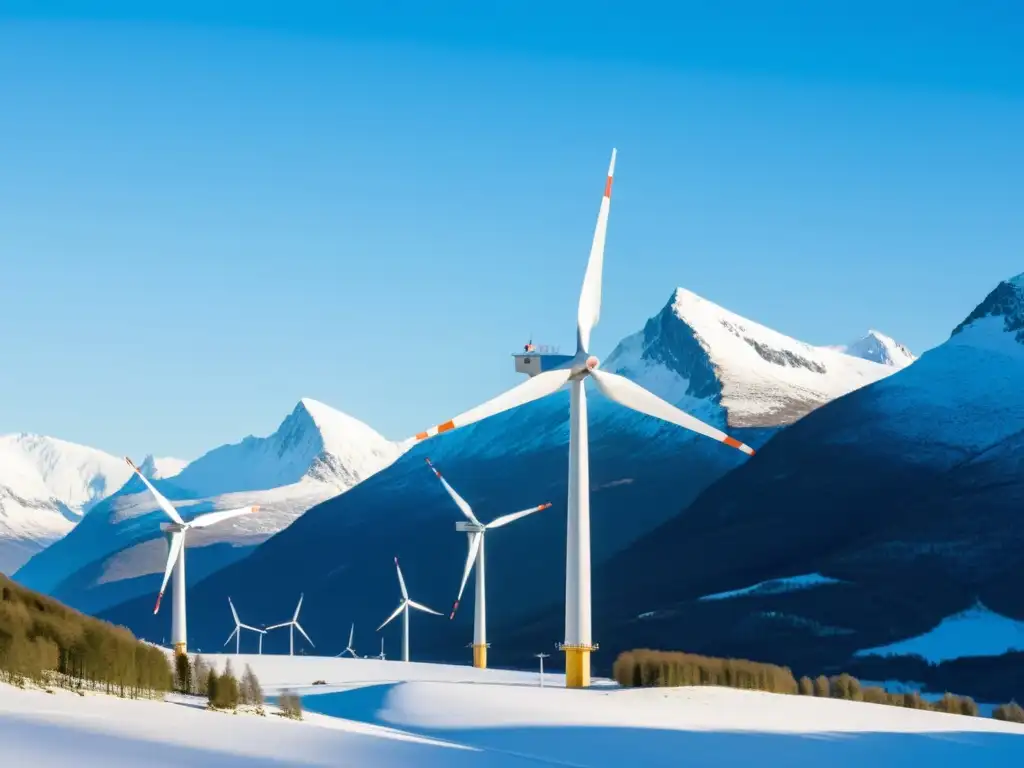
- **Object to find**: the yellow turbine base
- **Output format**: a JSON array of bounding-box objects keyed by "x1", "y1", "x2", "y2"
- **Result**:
[
  {"x1": 563, "y1": 646, "x2": 592, "y2": 688},
  {"x1": 472, "y1": 645, "x2": 488, "y2": 668},
  {"x1": 173, "y1": 642, "x2": 187, "y2": 656}
]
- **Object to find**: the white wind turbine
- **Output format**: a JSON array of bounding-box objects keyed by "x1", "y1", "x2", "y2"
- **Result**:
[
  {"x1": 126, "y1": 457, "x2": 258, "y2": 656},
  {"x1": 335, "y1": 623, "x2": 358, "y2": 658},
  {"x1": 411, "y1": 149, "x2": 755, "y2": 688},
  {"x1": 224, "y1": 597, "x2": 267, "y2": 654},
  {"x1": 425, "y1": 457, "x2": 551, "y2": 669},
  {"x1": 377, "y1": 557, "x2": 442, "y2": 662},
  {"x1": 267, "y1": 594, "x2": 314, "y2": 656}
]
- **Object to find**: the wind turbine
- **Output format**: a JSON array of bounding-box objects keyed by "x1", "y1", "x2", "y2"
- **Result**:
[
  {"x1": 375, "y1": 637, "x2": 386, "y2": 660},
  {"x1": 223, "y1": 597, "x2": 267, "y2": 654},
  {"x1": 267, "y1": 594, "x2": 314, "y2": 656},
  {"x1": 411, "y1": 149, "x2": 755, "y2": 687},
  {"x1": 335, "y1": 623, "x2": 358, "y2": 658},
  {"x1": 425, "y1": 457, "x2": 551, "y2": 669},
  {"x1": 126, "y1": 457, "x2": 258, "y2": 656},
  {"x1": 377, "y1": 557, "x2": 442, "y2": 662}
]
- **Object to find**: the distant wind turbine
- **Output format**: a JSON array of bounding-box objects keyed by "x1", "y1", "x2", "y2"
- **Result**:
[
  {"x1": 223, "y1": 597, "x2": 267, "y2": 654},
  {"x1": 410, "y1": 149, "x2": 755, "y2": 687},
  {"x1": 425, "y1": 457, "x2": 550, "y2": 669},
  {"x1": 377, "y1": 557, "x2": 441, "y2": 662},
  {"x1": 335, "y1": 623, "x2": 358, "y2": 658},
  {"x1": 267, "y1": 594, "x2": 314, "y2": 656},
  {"x1": 126, "y1": 457, "x2": 258, "y2": 655}
]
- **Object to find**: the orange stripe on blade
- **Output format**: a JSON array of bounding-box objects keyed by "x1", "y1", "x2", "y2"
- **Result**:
[
  {"x1": 437, "y1": 420, "x2": 456, "y2": 434},
  {"x1": 723, "y1": 436, "x2": 745, "y2": 450},
  {"x1": 604, "y1": 175, "x2": 613, "y2": 198},
  {"x1": 415, "y1": 431, "x2": 429, "y2": 440}
]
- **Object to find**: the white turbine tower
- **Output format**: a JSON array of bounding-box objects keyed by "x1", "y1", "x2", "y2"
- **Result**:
[
  {"x1": 425, "y1": 457, "x2": 551, "y2": 669},
  {"x1": 335, "y1": 623, "x2": 358, "y2": 658},
  {"x1": 411, "y1": 149, "x2": 755, "y2": 687},
  {"x1": 267, "y1": 594, "x2": 314, "y2": 656},
  {"x1": 223, "y1": 597, "x2": 267, "y2": 654},
  {"x1": 126, "y1": 457, "x2": 258, "y2": 656},
  {"x1": 377, "y1": 557, "x2": 442, "y2": 662}
]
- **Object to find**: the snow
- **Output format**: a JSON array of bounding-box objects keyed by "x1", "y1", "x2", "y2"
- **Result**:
[
  {"x1": 856, "y1": 601, "x2": 1024, "y2": 663},
  {"x1": 4, "y1": 654, "x2": 1024, "y2": 767},
  {"x1": 697, "y1": 573, "x2": 844, "y2": 601},
  {"x1": 606, "y1": 288, "x2": 910, "y2": 428},
  {"x1": 137, "y1": 454, "x2": 189, "y2": 480},
  {"x1": 14, "y1": 398, "x2": 408, "y2": 608},
  {"x1": 830, "y1": 330, "x2": 917, "y2": 369}
]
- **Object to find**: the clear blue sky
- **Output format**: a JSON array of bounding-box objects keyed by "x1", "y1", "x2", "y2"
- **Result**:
[{"x1": 1, "y1": 1, "x2": 1022, "y2": 460}]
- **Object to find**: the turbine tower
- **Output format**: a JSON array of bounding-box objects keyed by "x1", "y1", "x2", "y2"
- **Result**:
[
  {"x1": 335, "y1": 623, "x2": 358, "y2": 658},
  {"x1": 267, "y1": 594, "x2": 314, "y2": 656},
  {"x1": 377, "y1": 557, "x2": 441, "y2": 662},
  {"x1": 411, "y1": 149, "x2": 755, "y2": 687},
  {"x1": 126, "y1": 457, "x2": 257, "y2": 656},
  {"x1": 425, "y1": 457, "x2": 551, "y2": 669},
  {"x1": 223, "y1": 597, "x2": 267, "y2": 654}
]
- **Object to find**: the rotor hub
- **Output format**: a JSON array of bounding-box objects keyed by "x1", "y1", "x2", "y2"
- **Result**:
[{"x1": 585, "y1": 355, "x2": 600, "y2": 371}]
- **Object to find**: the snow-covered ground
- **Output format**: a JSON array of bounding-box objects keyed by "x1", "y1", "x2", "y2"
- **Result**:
[
  {"x1": 3, "y1": 654, "x2": 1022, "y2": 766},
  {"x1": 856, "y1": 601, "x2": 1024, "y2": 663},
  {"x1": 698, "y1": 572, "x2": 844, "y2": 601}
]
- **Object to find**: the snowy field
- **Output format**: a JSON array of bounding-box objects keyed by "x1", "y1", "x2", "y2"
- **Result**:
[{"x1": 2, "y1": 654, "x2": 1024, "y2": 766}]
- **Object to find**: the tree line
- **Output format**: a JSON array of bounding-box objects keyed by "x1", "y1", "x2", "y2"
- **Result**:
[
  {"x1": 0, "y1": 573, "x2": 172, "y2": 697},
  {"x1": 613, "y1": 649, "x2": 1024, "y2": 722}
]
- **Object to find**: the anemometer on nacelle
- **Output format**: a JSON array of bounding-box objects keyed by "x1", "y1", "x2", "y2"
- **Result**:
[{"x1": 513, "y1": 339, "x2": 574, "y2": 378}]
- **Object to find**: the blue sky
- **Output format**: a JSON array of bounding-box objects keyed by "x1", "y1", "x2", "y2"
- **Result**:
[{"x1": 1, "y1": 2, "x2": 1022, "y2": 459}]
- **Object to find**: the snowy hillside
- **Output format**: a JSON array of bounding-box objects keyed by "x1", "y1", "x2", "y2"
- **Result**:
[
  {"x1": 0, "y1": 434, "x2": 141, "y2": 573},
  {"x1": 605, "y1": 289, "x2": 910, "y2": 428},
  {"x1": 585, "y1": 272, "x2": 1024, "y2": 704},
  {"x1": 830, "y1": 330, "x2": 917, "y2": 369},
  {"x1": 15, "y1": 398, "x2": 405, "y2": 613},
  {"x1": 104, "y1": 287, "x2": 910, "y2": 665},
  {"x1": 4, "y1": 655, "x2": 1024, "y2": 767}
]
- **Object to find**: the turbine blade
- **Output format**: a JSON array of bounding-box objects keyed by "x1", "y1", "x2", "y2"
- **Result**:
[
  {"x1": 408, "y1": 599, "x2": 443, "y2": 616},
  {"x1": 265, "y1": 622, "x2": 289, "y2": 631},
  {"x1": 295, "y1": 622, "x2": 314, "y2": 647},
  {"x1": 425, "y1": 458, "x2": 481, "y2": 525},
  {"x1": 576, "y1": 148, "x2": 616, "y2": 354},
  {"x1": 590, "y1": 369, "x2": 755, "y2": 455},
  {"x1": 239, "y1": 623, "x2": 261, "y2": 632},
  {"x1": 187, "y1": 505, "x2": 258, "y2": 529},
  {"x1": 451, "y1": 532, "x2": 482, "y2": 619},
  {"x1": 486, "y1": 502, "x2": 552, "y2": 530},
  {"x1": 126, "y1": 457, "x2": 184, "y2": 525},
  {"x1": 223, "y1": 626, "x2": 238, "y2": 646},
  {"x1": 228, "y1": 596, "x2": 240, "y2": 624},
  {"x1": 414, "y1": 368, "x2": 571, "y2": 441},
  {"x1": 293, "y1": 593, "x2": 304, "y2": 622},
  {"x1": 154, "y1": 531, "x2": 184, "y2": 614},
  {"x1": 394, "y1": 557, "x2": 408, "y2": 600},
  {"x1": 348, "y1": 622, "x2": 354, "y2": 648},
  {"x1": 377, "y1": 600, "x2": 406, "y2": 631}
]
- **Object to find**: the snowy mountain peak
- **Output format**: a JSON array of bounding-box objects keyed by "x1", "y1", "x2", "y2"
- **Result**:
[
  {"x1": 831, "y1": 330, "x2": 916, "y2": 369},
  {"x1": 951, "y1": 273, "x2": 1024, "y2": 347},
  {"x1": 605, "y1": 288, "x2": 908, "y2": 428},
  {"x1": 136, "y1": 454, "x2": 188, "y2": 480}
]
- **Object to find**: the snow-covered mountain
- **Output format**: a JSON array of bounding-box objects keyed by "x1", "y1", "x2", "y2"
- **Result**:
[
  {"x1": 136, "y1": 454, "x2": 189, "y2": 480},
  {"x1": 578, "y1": 272, "x2": 1024, "y2": 704},
  {"x1": 0, "y1": 435, "x2": 136, "y2": 574},
  {"x1": 14, "y1": 398, "x2": 405, "y2": 612},
  {"x1": 604, "y1": 288, "x2": 908, "y2": 427},
  {"x1": 830, "y1": 330, "x2": 917, "y2": 369},
  {"x1": 100, "y1": 287, "x2": 913, "y2": 662}
]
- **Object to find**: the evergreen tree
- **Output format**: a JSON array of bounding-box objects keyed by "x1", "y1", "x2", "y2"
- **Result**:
[
  {"x1": 174, "y1": 653, "x2": 192, "y2": 695},
  {"x1": 206, "y1": 669, "x2": 219, "y2": 707},
  {"x1": 242, "y1": 664, "x2": 263, "y2": 707},
  {"x1": 813, "y1": 675, "x2": 830, "y2": 698},
  {"x1": 798, "y1": 676, "x2": 813, "y2": 696}
]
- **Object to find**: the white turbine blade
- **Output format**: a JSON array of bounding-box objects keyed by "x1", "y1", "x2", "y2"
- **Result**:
[
  {"x1": 486, "y1": 502, "x2": 553, "y2": 530},
  {"x1": 424, "y1": 458, "x2": 480, "y2": 525},
  {"x1": 293, "y1": 593, "x2": 304, "y2": 622},
  {"x1": 153, "y1": 531, "x2": 184, "y2": 614},
  {"x1": 295, "y1": 622, "x2": 314, "y2": 647},
  {"x1": 576, "y1": 148, "x2": 616, "y2": 353},
  {"x1": 228, "y1": 597, "x2": 240, "y2": 625},
  {"x1": 348, "y1": 622, "x2": 354, "y2": 648},
  {"x1": 223, "y1": 626, "x2": 238, "y2": 647},
  {"x1": 265, "y1": 622, "x2": 290, "y2": 631},
  {"x1": 590, "y1": 369, "x2": 755, "y2": 456},
  {"x1": 125, "y1": 456, "x2": 184, "y2": 525},
  {"x1": 377, "y1": 600, "x2": 407, "y2": 631},
  {"x1": 394, "y1": 557, "x2": 408, "y2": 600},
  {"x1": 414, "y1": 368, "x2": 571, "y2": 442},
  {"x1": 239, "y1": 623, "x2": 261, "y2": 632},
  {"x1": 408, "y1": 599, "x2": 442, "y2": 616},
  {"x1": 450, "y1": 532, "x2": 482, "y2": 620},
  {"x1": 188, "y1": 505, "x2": 258, "y2": 529}
]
